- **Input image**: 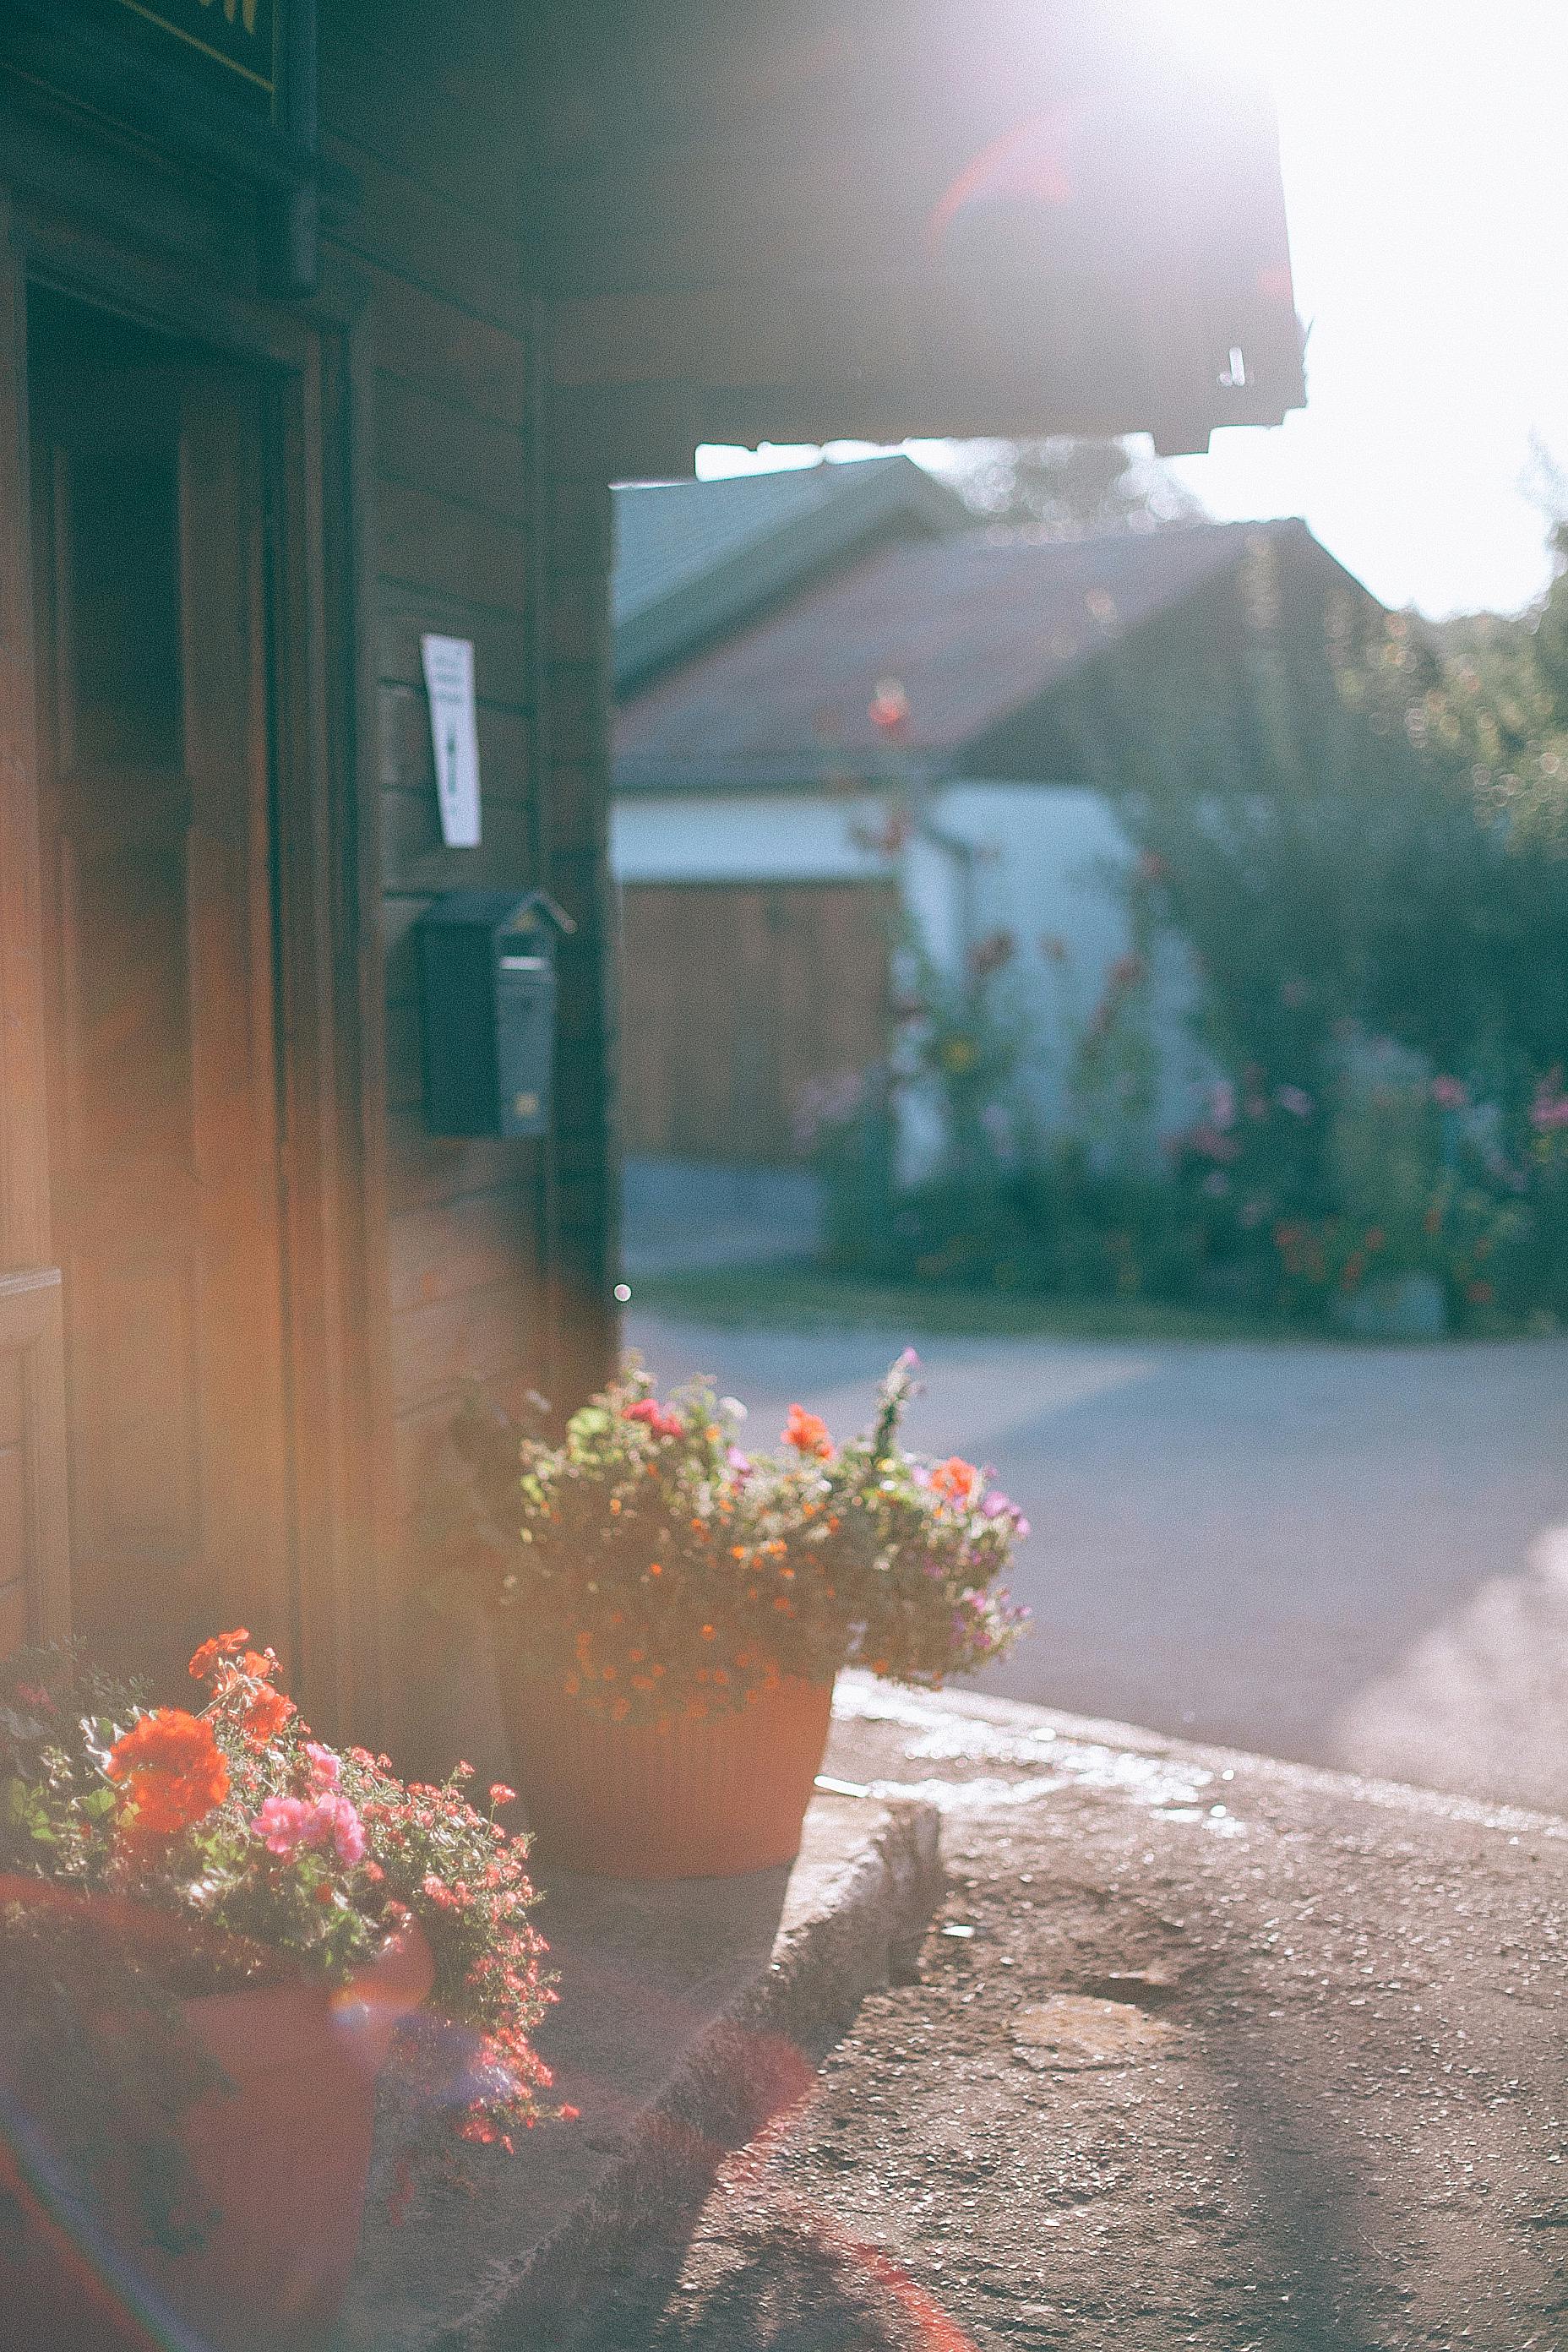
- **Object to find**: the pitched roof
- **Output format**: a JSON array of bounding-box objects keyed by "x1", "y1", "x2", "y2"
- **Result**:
[
  {"x1": 611, "y1": 455, "x2": 966, "y2": 692},
  {"x1": 616, "y1": 518, "x2": 1310, "y2": 787}
]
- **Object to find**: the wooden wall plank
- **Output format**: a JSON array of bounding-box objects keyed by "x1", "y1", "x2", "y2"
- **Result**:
[
  {"x1": 389, "y1": 1276, "x2": 536, "y2": 1415},
  {"x1": 375, "y1": 477, "x2": 528, "y2": 613},
  {"x1": 335, "y1": 259, "x2": 528, "y2": 426},
  {"x1": 375, "y1": 375, "x2": 529, "y2": 523},
  {"x1": 388, "y1": 1187, "x2": 536, "y2": 1315},
  {"x1": 380, "y1": 792, "x2": 535, "y2": 895},
  {"x1": 323, "y1": 137, "x2": 525, "y2": 333},
  {"x1": 385, "y1": 1113, "x2": 527, "y2": 1216}
]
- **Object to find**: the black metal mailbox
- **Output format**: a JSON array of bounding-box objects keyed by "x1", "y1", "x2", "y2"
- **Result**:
[{"x1": 415, "y1": 890, "x2": 574, "y2": 1138}]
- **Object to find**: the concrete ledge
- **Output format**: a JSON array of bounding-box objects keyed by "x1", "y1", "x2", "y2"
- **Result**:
[{"x1": 343, "y1": 1787, "x2": 940, "y2": 2351}]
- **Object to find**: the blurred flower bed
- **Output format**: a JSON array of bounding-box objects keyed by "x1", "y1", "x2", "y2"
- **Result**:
[{"x1": 797, "y1": 931, "x2": 1568, "y2": 1338}]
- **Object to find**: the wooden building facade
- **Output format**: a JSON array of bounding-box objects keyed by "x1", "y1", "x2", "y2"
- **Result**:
[{"x1": 0, "y1": 0, "x2": 1302, "y2": 1742}]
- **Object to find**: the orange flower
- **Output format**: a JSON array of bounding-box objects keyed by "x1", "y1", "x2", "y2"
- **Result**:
[
  {"x1": 107, "y1": 1709, "x2": 229, "y2": 1839},
  {"x1": 241, "y1": 1685, "x2": 295, "y2": 1748},
  {"x1": 783, "y1": 1403, "x2": 832, "y2": 1460},
  {"x1": 240, "y1": 1648, "x2": 279, "y2": 1683},
  {"x1": 929, "y1": 1456, "x2": 979, "y2": 1505}
]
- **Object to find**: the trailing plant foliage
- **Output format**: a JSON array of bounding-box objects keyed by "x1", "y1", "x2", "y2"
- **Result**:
[
  {"x1": 433, "y1": 1355, "x2": 1028, "y2": 1727},
  {"x1": 0, "y1": 1634, "x2": 565, "y2": 2246}
]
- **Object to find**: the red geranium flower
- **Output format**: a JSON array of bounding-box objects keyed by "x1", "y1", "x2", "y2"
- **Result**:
[
  {"x1": 623, "y1": 1398, "x2": 683, "y2": 1439},
  {"x1": 241, "y1": 1686, "x2": 296, "y2": 1748},
  {"x1": 107, "y1": 1709, "x2": 230, "y2": 1839}
]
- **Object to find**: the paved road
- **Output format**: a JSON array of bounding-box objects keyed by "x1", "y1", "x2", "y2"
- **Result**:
[{"x1": 627, "y1": 1310, "x2": 1568, "y2": 1813}]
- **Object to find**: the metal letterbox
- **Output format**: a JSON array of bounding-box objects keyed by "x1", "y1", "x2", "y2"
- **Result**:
[{"x1": 416, "y1": 891, "x2": 574, "y2": 1138}]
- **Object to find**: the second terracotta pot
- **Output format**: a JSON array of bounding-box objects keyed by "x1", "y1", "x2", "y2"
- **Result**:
[
  {"x1": 504, "y1": 1673, "x2": 835, "y2": 1878},
  {"x1": 0, "y1": 1911, "x2": 432, "y2": 2352}
]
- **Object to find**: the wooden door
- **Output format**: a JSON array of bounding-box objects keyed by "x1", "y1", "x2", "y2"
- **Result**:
[
  {"x1": 619, "y1": 881, "x2": 896, "y2": 1163},
  {"x1": 30, "y1": 349, "x2": 294, "y2": 1680}
]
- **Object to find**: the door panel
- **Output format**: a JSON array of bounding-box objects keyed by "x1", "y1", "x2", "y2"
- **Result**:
[
  {"x1": 0, "y1": 1270, "x2": 70, "y2": 1652},
  {"x1": 31, "y1": 352, "x2": 294, "y2": 1680}
]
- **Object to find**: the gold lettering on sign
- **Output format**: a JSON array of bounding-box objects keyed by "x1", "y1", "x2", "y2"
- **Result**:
[
  {"x1": 196, "y1": 0, "x2": 260, "y2": 30},
  {"x1": 115, "y1": 0, "x2": 275, "y2": 100}
]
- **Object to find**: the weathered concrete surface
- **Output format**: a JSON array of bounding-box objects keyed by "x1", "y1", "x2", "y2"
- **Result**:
[
  {"x1": 343, "y1": 1786, "x2": 939, "y2": 2350},
  {"x1": 630, "y1": 1308, "x2": 1568, "y2": 1813},
  {"x1": 557, "y1": 1676, "x2": 1568, "y2": 2351}
]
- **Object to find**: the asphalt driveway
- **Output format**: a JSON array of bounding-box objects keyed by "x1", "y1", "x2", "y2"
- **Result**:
[{"x1": 626, "y1": 1309, "x2": 1568, "y2": 1813}]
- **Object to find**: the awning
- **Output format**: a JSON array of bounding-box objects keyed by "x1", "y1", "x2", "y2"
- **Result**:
[{"x1": 524, "y1": 1, "x2": 1304, "y2": 472}]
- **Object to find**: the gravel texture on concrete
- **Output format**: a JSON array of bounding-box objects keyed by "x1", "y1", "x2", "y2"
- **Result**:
[{"x1": 553, "y1": 1678, "x2": 1568, "y2": 2352}]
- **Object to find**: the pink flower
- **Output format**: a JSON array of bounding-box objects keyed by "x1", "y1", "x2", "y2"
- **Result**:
[
  {"x1": 1189, "y1": 1123, "x2": 1241, "y2": 1164},
  {"x1": 1431, "y1": 1075, "x2": 1468, "y2": 1110},
  {"x1": 253, "y1": 1794, "x2": 313, "y2": 1856},
  {"x1": 1275, "y1": 1085, "x2": 1315, "y2": 1119},
  {"x1": 1208, "y1": 1080, "x2": 1237, "y2": 1131},
  {"x1": 251, "y1": 1790, "x2": 366, "y2": 1866},
  {"x1": 317, "y1": 1794, "x2": 368, "y2": 1866},
  {"x1": 304, "y1": 1741, "x2": 341, "y2": 1790}
]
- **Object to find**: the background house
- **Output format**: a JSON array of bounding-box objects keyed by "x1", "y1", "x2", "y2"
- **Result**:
[{"x1": 612, "y1": 466, "x2": 1376, "y2": 1254}]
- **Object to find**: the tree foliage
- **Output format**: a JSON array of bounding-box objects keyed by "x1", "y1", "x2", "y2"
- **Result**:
[{"x1": 945, "y1": 434, "x2": 1205, "y2": 538}]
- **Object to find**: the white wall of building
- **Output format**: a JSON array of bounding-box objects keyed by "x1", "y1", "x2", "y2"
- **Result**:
[{"x1": 928, "y1": 782, "x2": 1211, "y2": 1151}]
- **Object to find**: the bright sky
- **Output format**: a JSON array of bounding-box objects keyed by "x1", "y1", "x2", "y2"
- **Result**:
[{"x1": 699, "y1": 2, "x2": 1568, "y2": 619}]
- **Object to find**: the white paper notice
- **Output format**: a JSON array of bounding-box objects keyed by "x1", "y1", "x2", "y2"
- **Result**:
[{"x1": 420, "y1": 634, "x2": 482, "y2": 847}]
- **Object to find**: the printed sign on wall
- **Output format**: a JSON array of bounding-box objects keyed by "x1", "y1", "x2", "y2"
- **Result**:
[{"x1": 420, "y1": 634, "x2": 482, "y2": 849}]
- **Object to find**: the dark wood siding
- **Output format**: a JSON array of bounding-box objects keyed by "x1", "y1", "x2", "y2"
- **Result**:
[{"x1": 313, "y1": 9, "x2": 619, "y2": 1578}]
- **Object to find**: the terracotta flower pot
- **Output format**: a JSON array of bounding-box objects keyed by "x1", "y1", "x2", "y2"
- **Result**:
[
  {"x1": 0, "y1": 1908, "x2": 432, "y2": 2352},
  {"x1": 504, "y1": 1673, "x2": 836, "y2": 1878}
]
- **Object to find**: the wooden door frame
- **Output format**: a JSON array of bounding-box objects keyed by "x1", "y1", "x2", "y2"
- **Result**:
[{"x1": 0, "y1": 194, "x2": 393, "y2": 1738}]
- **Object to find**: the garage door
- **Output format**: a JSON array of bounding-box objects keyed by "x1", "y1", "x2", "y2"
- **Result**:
[{"x1": 619, "y1": 881, "x2": 896, "y2": 1163}]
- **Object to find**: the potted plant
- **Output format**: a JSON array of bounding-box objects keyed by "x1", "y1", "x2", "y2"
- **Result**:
[
  {"x1": 0, "y1": 1632, "x2": 569, "y2": 2352},
  {"x1": 437, "y1": 1353, "x2": 1028, "y2": 1878}
]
